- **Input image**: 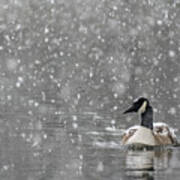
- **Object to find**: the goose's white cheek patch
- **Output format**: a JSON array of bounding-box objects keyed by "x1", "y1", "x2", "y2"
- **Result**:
[{"x1": 138, "y1": 101, "x2": 147, "y2": 114}]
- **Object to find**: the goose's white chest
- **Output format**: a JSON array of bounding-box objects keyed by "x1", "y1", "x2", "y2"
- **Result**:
[{"x1": 126, "y1": 126, "x2": 156, "y2": 146}]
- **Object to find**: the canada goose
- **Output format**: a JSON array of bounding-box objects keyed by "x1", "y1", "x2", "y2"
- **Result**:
[{"x1": 122, "y1": 97, "x2": 178, "y2": 146}]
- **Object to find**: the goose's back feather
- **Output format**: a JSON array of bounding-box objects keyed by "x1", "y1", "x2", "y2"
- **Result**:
[{"x1": 122, "y1": 122, "x2": 178, "y2": 146}]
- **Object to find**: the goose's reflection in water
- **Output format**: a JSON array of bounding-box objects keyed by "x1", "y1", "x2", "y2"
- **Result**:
[{"x1": 125, "y1": 148, "x2": 172, "y2": 179}]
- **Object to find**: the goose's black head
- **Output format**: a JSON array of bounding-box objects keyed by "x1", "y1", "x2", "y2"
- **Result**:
[
  {"x1": 123, "y1": 97, "x2": 150, "y2": 114},
  {"x1": 123, "y1": 97, "x2": 153, "y2": 129}
]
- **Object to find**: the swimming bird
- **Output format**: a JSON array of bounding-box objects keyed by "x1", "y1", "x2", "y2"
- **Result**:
[{"x1": 122, "y1": 97, "x2": 178, "y2": 146}]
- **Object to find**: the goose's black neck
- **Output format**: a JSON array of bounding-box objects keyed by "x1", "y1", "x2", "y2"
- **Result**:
[{"x1": 140, "y1": 105, "x2": 153, "y2": 130}]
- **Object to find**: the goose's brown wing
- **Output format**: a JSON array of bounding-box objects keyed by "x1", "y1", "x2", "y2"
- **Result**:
[
  {"x1": 153, "y1": 123, "x2": 178, "y2": 145},
  {"x1": 121, "y1": 123, "x2": 178, "y2": 145},
  {"x1": 121, "y1": 125, "x2": 139, "y2": 145}
]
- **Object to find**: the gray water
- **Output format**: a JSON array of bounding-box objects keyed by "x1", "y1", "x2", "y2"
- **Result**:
[
  {"x1": 1, "y1": 0, "x2": 180, "y2": 180},
  {"x1": 0, "y1": 112, "x2": 180, "y2": 180}
]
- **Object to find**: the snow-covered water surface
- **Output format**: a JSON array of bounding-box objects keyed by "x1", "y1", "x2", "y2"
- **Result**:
[{"x1": 0, "y1": 0, "x2": 180, "y2": 179}]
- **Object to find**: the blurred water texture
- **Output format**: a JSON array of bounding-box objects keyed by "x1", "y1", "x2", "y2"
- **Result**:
[
  {"x1": 1, "y1": 113, "x2": 180, "y2": 180},
  {"x1": 0, "y1": 0, "x2": 180, "y2": 179}
]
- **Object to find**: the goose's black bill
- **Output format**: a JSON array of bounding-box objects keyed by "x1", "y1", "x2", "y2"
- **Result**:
[{"x1": 123, "y1": 105, "x2": 136, "y2": 114}]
